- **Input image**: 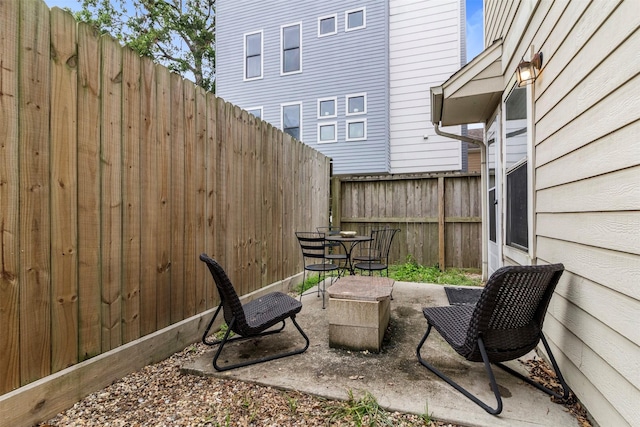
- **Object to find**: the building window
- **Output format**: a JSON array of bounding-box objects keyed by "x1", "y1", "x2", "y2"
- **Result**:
[
  {"x1": 246, "y1": 107, "x2": 262, "y2": 119},
  {"x1": 346, "y1": 119, "x2": 366, "y2": 141},
  {"x1": 281, "y1": 23, "x2": 301, "y2": 75},
  {"x1": 346, "y1": 93, "x2": 366, "y2": 115},
  {"x1": 318, "y1": 122, "x2": 337, "y2": 143},
  {"x1": 504, "y1": 85, "x2": 528, "y2": 251},
  {"x1": 345, "y1": 8, "x2": 366, "y2": 32},
  {"x1": 281, "y1": 102, "x2": 302, "y2": 140},
  {"x1": 244, "y1": 31, "x2": 262, "y2": 80},
  {"x1": 318, "y1": 14, "x2": 337, "y2": 37},
  {"x1": 317, "y1": 97, "x2": 337, "y2": 118}
]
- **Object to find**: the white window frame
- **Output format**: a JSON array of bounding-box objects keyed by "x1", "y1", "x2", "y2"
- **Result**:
[
  {"x1": 345, "y1": 7, "x2": 366, "y2": 32},
  {"x1": 317, "y1": 96, "x2": 337, "y2": 119},
  {"x1": 246, "y1": 106, "x2": 263, "y2": 119},
  {"x1": 281, "y1": 101, "x2": 303, "y2": 140},
  {"x1": 318, "y1": 13, "x2": 338, "y2": 37},
  {"x1": 280, "y1": 22, "x2": 302, "y2": 75},
  {"x1": 243, "y1": 30, "x2": 263, "y2": 81},
  {"x1": 317, "y1": 122, "x2": 337, "y2": 144},
  {"x1": 346, "y1": 118, "x2": 367, "y2": 141},
  {"x1": 345, "y1": 92, "x2": 367, "y2": 115}
]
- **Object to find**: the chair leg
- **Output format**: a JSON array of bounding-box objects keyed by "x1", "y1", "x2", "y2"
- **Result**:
[
  {"x1": 416, "y1": 325, "x2": 504, "y2": 415},
  {"x1": 211, "y1": 316, "x2": 310, "y2": 371},
  {"x1": 495, "y1": 333, "x2": 571, "y2": 400}
]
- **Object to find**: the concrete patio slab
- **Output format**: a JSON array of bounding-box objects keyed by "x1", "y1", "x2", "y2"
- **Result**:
[{"x1": 182, "y1": 281, "x2": 579, "y2": 427}]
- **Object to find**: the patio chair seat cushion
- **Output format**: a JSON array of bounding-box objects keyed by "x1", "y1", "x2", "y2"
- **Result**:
[{"x1": 242, "y1": 292, "x2": 303, "y2": 334}]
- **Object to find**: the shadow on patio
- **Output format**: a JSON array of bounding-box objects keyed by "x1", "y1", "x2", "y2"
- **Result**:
[{"x1": 182, "y1": 281, "x2": 579, "y2": 427}]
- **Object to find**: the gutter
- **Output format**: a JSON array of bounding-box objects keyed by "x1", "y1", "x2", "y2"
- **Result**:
[{"x1": 434, "y1": 123, "x2": 489, "y2": 282}]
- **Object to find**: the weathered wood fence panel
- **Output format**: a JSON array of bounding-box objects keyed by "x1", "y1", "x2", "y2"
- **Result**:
[
  {"x1": 0, "y1": 4, "x2": 330, "y2": 395},
  {"x1": 334, "y1": 174, "x2": 482, "y2": 269}
]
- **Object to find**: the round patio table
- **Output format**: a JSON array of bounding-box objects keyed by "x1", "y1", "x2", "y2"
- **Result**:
[{"x1": 325, "y1": 235, "x2": 373, "y2": 275}]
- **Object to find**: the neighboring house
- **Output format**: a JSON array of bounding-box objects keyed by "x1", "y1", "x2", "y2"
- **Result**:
[
  {"x1": 430, "y1": 1, "x2": 640, "y2": 425},
  {"x1": 216, "y1": 0, "x2": 467, "y2": 175}
]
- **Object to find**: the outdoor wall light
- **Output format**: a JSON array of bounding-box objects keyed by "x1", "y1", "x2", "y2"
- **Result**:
[{"x1": 516, "y1": 52, "x2": 543, "y2": 86}]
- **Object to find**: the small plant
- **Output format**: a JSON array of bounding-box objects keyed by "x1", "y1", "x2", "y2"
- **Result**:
[
  {"x1": 420, "y1": 401, "x2": 432, "y2": 425},
  {"x1": 328, "y1": 389, "x2": 394, "y2": 426},
  {"x1": 214, "y1": 323, "x2": 235, "y2": 340},
  {"x1": 285, "y1": 393, "x2": 298, "y2": 413}
]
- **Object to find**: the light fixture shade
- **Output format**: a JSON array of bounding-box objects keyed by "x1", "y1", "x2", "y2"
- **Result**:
[{"x1": 516, "y1": 52, "x2": 543, "y2": 86}]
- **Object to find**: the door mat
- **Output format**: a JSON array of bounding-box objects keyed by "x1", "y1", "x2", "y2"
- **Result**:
[{"x1": 444, "y1": 287, "x2": 483, "y2": 306}]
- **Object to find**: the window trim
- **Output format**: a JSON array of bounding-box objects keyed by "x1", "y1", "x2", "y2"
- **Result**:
[
  {"x1": 280, "y1": 22, "x2": 302, "y2": 76},
  {"x1": 245, "y1": 106, "x2": 263, "y2": 119},
  {"x1": 317, "y1": 122, "x2": 337, "y2": 144},
  {"x1": 346, "y1": 118, "x2": 367, "y2": 141},
  {"x1": 318, "y1": 13, "x2": 338, "y2": 37},
  {"x1": 345, "y1": 92, "x2": 367, "y2": 115},
  {"x1": 317, "y1": 96, "x2": 337, "y2": 119},
  {"x1": 281, "y1": 101, "x2": 303, "y2": 140},
  {"x1": 345, "y1": 7, "x2": 366, "y2": 32},
  {"x1": 243, "y1": 30, "x2": 263, "y2": 81}
]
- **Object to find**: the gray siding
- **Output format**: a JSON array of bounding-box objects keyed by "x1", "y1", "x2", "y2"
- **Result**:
[{"x1": 217, "y1": 0, "x2": 390, "y2": 174}]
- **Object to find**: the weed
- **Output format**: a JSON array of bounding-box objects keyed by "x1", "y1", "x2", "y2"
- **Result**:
[
  {"x1": 285, "y1": 393, "x2": 298, "y2": 413},
  {"x1": 389, "y1": 255, "x2": 481, "y2": 286},
  {"x1": 328, "y1": 390, "x2": 394, "y2": 426},
  {"x1": 420, "y1": 401, "x2": 432, "y2": 424},
  {"x1": 293, "y1": 271, "x2": 338, "y2": 294},
  {"x1": 214, "y1": 322, "x2": 235, "y2": 340}
]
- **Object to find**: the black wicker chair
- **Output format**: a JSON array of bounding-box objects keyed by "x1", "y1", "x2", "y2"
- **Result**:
[
  {"x1": 354, "y1": 228, "x2": 399, "y2": 276},
  {"x1": 200, "y1": 254, "x2": 309, "y2": 371},
  {"x1": 416, "y1": 264, "x2": 570, "y2": 415}
]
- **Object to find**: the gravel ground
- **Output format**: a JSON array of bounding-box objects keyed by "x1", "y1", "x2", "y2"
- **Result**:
[
  {"x1": 38, "y1": 343, "x2": 458, "y2": 427},
  {"x1": 37, "y1": 341, "x2": 592, "y2": 427}
]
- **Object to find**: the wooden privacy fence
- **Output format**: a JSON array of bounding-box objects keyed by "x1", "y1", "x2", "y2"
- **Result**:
[
  {"x1": 333, "y1": 173, "x2": 482, "y2": 269},
  {"x1": 0, "y1": 3, "x2": 330, "y2": 395}
]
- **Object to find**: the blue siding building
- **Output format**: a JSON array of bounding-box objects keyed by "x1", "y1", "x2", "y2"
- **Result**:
[{"x1": 217, "y1": 0, "x2": 464, "y2": 175}]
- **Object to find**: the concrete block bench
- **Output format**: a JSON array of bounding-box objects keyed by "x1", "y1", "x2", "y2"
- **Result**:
[{"x1": 326, "y1": 276, "x2": 395, "y2": 353}]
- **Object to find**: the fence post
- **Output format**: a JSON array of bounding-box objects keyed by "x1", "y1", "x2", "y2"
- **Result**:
[
  {"x1": 331, "y1": 176, "x2": 342, "y2": 227},
  {"x1": 438, "y1": 177, "x2": 445, "y2": 270}
]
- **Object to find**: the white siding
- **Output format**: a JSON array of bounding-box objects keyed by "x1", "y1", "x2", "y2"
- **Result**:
[
  {"x1": 389, "y1": 0, "x2": 464, "y2": 173},
  {"x1": 486, "y1": 1, "x2": 640, "y2": 425}
]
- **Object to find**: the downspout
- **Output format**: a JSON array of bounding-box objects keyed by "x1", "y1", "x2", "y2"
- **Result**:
[{"x1": 434, "y1": 123, "x2": 489, "y2": 281}]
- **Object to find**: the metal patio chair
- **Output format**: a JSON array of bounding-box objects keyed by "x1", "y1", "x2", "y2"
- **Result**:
[
  {"x1": 296, "y1": 231, "x2": 340, "y2": 308},
  {"x1": 353, "y1": 228, "x2": 399, "y2": 276},
  {"x1": 200, "y1": 254, "x2": 309, "y2": 371},
  {"x1": 317, "y1": 226, "x2": 348, "y2": 277},
  {"x1": 416, "y1": 263, "x2": 570, "y2": 415}
]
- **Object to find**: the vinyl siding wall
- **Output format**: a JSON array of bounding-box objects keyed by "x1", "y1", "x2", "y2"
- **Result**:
[
  {"x1": 486, "y1": 1, "x2": 640, "y2": 425},
  {"x1": 389, "y1": 0, "x2": 464, "y2": 174},
  {"x1": 216, "y1": 0, "x2": 389, "y2": 175}
]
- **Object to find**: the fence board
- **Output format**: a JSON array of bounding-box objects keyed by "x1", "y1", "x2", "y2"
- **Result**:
[
  {"x1": 182, "y1": 83, "x2": 197, "y2": 317},
  {"x1": 76, "y1": 22, "x2": 101, "y2": 360},
  {"x1": 194, "y1": 87, "x2": 207, "y2": 311},
  {"x1": 122, "y1": 47, "x2": 141, "y2": 343},
  {"x1": 204, "y1": 92, "x2": 217, "y2": 308},
  {"x1": 19, "y1": 0, "x2": 52, "y2": 386},
  {"x1": 50, "y1": 7, "x2": 78, "y2": 372},
  {"x1": 169, "y1": 73, "x2": 185, "y2": 323},
  {"x1": 100, "y1": 35, "x2": 123, "y2": 351},
  {"x1": 139, "y1": 57, "x2": 157, "y2": 336},
  {"x1": 155, "y1": 65, "x2": 172, "y2": 329},
  {"x1": 0, "y1": 0, "x2": 20, "y2": 393}
]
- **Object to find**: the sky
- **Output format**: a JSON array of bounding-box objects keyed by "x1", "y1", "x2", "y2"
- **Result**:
[{"x1": 44, "y1": 0, "x2": 485, "y2": 62}]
